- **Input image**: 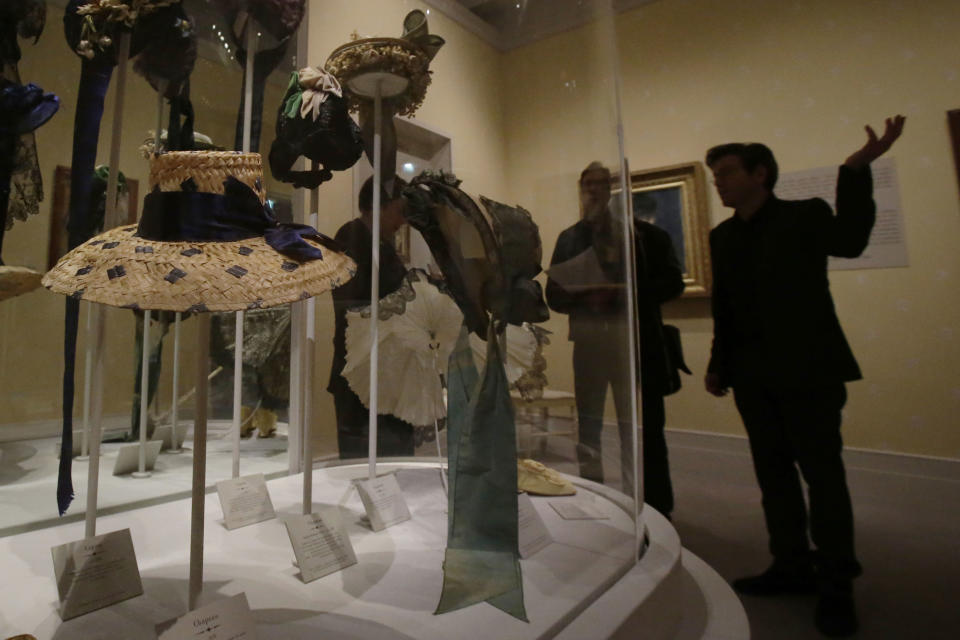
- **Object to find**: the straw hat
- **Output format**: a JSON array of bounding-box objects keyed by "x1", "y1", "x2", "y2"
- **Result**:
[
  {"x1": 42, "y1": 151, "x2": 356, "y2": 312},
  {"x1": 0, "y1": 265, "x2": 42, "y2": 302},
  {"x1": 324, "y1": 10, "x2": 445, "y2": 117}
]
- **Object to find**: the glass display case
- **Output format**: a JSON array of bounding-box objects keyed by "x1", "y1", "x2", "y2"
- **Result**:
[{"x1": 0, "y1": 1, "x2": 671, "y2": 637}]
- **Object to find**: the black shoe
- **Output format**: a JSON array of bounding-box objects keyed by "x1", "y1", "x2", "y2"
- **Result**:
[
  {"x1": 815, "y1": 591, "x2": 858, "y2": 637},
  {"x1": 732, "y1": 565, "x2": 817, "y2": 596}
]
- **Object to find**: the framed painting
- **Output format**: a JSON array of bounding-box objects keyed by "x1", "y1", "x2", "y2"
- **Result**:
[{"x1": 614, "y1": 161, "x2": 712, "y2": 297}]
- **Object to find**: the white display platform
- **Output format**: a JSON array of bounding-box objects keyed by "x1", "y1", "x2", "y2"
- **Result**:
[
  {"x1": 0, "y1": 420, "x2": 289, "y2": 535},
  {"x1": 0, "y1": 462, "x2": 746, "y2": 639}
]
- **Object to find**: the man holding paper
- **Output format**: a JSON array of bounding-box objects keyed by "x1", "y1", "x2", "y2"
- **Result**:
[{"x1": 546, "y1": 162, "x2": 685, "y2": 516}]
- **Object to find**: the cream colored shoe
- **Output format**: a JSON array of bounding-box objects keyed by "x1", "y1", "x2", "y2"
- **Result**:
[{"x1": 517, "y1": 458, "x2": 576, "y2": 496}]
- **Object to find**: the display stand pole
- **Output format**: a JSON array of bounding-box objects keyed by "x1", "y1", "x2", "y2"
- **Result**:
[
  {"x1": 84, "y1": 304, "x2": 106, "y2": 539},
  {"x1": 133, "y1": 311, "x2": 152, "y2": 478},
  {"x1": 155, "y1": 81, "x2": 166, "y2": 152},
  {"x1": 231, "y1": 24, "x2": 257, "y2": 480},
  {"x1": 82, "y1": 32, "x2": 131, "y2": 536},
  {"x1": 301, "y1": 206, "x2": 318, "y2": 514},
  {"x1": 167, "y1": 312, "x2": 183, "y2": 453},
  {"x1": 77, "y1": 302, "x2": 94, "y2": 460},
  {"x1": 231, "y1": 311, "x2": 243, "y2": 478},
  {"x1": 289, "y1": 301, "x2": 302, "y2": 473},
  {"x1": 189, "y1": 314, "x2": 211, "y2": 611},
  {"x1": 435, "y1": 418, "x2": 447, "y2": 496},
  {"x1": 367, "y1": 81, "x2": 383, "y2": 482}
]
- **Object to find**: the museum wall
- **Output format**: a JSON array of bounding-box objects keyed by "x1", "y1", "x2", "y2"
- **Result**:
[
  {"x1": 0, "y1": 2, "x2": 292, "y2": 436},
  {"x1": 502, "y1": 0, "x2": 960, "y2": 459},
  {"x1": 304, "y1": 0, "x2": 509, "y2": 455}
]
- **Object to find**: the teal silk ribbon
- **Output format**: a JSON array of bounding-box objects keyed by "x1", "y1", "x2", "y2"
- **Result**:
[{"x1": 436, "y1": 323, "x2": 527, "y2": 621}]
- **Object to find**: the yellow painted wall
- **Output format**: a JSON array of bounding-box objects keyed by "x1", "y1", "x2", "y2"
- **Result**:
[
  {"x1": 503, "y1": 0, "x2": 960, "y2": 459},
  {"x1": 5, "y1": 0, "x2": 958, "y2": 463}
]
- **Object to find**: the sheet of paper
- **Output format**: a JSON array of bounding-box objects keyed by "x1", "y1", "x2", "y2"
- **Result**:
[
  {"x1": 550, "y1": 499, "x2": 609, "y2": 521},
  {"x1": 51, "y1": 528, "x2": 144, "y2": 620},
  {"x1": 156, "y1": 593, "x2": 256, "y2": 640},
  {"x1": 546, "y1": 246, "x2": 612, "y2": 290},
  {"x1": 112, "y1": 440, "x2": 162, "y2": 476},
  {"x1": 153, "y1": 425, "x2": 173, "y2": 451},
  {"x1": 216, "y1": 473, "x2": 276, "y2": 530},
  {"x1": 284, "y1": 508, "x2": 357, "y2": 583},
  {"x1": 517, "y1": 493, "x2": 552, "y2": 558},
  {"x1": 775, "y1": 157, "x2": 908, "y2": 270},
  {"x1": 355, "y1": 474, "x2": 411, "y2": 531}
]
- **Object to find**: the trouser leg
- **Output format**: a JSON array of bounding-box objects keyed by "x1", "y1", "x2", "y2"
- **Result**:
[
  {"x1": 377, "y1": 414, "x2": 415, "y2": 457},
  {"x1": 779, "y1": 384, "x2": 861, "y2": 581},
  {"x1": 573, "y1": 340, "x2": 609, "y2": 483},
  {"x1": 733, "y1": 384, "x2": 811, "y2": 568},
  {"x1": 641, "y1": 390, "x2": 673, "y2": 516}
]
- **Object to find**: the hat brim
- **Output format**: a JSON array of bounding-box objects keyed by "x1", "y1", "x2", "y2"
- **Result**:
[
  {"x1": 325, "y1": 38, "x2": 431, "y2": 117},
  {"x1": 0, "y1": 265, "x2": 43, "y2": 302},
  {"x1": 42, "y1": 224, "x2": 356, "y2": 312},
  {"x1": 17, "y1": 93, "x2": 59, "y2": 134}
]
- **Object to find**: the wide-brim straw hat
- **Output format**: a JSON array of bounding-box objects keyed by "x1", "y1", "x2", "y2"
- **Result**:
[
  {"x1": 0, "y1": 265, "x2": 42, "y2": 302},
  {"x1": 42, "y1": 151, "x2": 355, "y2": 312}
]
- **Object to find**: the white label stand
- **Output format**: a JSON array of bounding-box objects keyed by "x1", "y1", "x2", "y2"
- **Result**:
[
  {"x1": 284, "y1": 508, "x2": 358, "y2": 583},
  {"x1": 216, "y1": 473, "x2": 276, "y2": 530},
  {"x1": 157, "y1": 592, "x2": 256, "y2": 639},
  {"x1": 518, "y1": 493, "x2": 552, "y2": 558},
  {"x1": 51, "y1": 528, "x2": 144, "y2": 621},
  {"x1": 355, "y1": 472, "x2": 411, "y2": 531}
]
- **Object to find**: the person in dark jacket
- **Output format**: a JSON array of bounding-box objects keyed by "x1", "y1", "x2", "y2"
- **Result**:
[
  {"x1": 546, "y1": 162, "x2": 685, "y2": 515},
  {"x1": 704, "y1": 115, "x2": 905, "y2": 638},
  {"x1": 327, "y1": 175, "x2": 413, "y2": 459}
]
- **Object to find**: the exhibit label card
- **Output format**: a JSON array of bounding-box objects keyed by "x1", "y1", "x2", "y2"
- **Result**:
[
  {"x1": 518, "y1": 493, "x2": 552, "y2": 558},
  {"x1": 550, "y1": 500, "x2": 609, "y2": 521},
  {"x1": 51, "y1": 528, "x2": 144, "y2": 620},
  {"x1": 355, "y1": 473, "x2": 411, "y2": 532},
  {"x1": 216, "y1": 473, "x2": 276, "y2": 530},
  {"x1": 284, "y1": 508, "x2": 357, "y2": 583},
  {"x1": 156, "y1": 592, "x2": 256, "y2": 640}
]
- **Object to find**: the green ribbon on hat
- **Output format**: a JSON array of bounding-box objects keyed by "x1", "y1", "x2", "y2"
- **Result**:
[
  {"x1": 402, "y1": 10, "x2": 445, "y2": 61},
  {"x1": 282, "y1": 71, "x2": 302, "y2": 120}
]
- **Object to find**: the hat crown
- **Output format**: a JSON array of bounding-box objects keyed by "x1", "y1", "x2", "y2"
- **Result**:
[{"x1": 149, "y1": 151, "x2": 265, "y2": 204}]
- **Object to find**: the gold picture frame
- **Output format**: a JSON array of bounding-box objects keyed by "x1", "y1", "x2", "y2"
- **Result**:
[{"x1": 615, "y1": 161, "x2": 712, "y2": 297}]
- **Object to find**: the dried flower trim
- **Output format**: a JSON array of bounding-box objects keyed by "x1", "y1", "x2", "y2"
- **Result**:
[
  {"x1": 74, "y1": 0, "x2": 183, "y2": 59},
  {"x1": 325, "y1": 40, "x2": 432, "y2": 117}
]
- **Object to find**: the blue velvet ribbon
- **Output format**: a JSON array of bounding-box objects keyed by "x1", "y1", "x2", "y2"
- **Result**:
[{"x1": 138, "y1": 176, "x2": 339, "y2": 261}]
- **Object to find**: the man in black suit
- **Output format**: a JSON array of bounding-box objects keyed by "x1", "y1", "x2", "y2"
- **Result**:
[
  {"x1": 704, "y1": 116, "x2": 905, "y2": 637},
  {"x1": 546, "y1": 162, "x2": 685, "y2": 516}
]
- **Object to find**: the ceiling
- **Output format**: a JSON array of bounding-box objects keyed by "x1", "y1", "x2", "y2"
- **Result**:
[{"x1": 423, "y1": 0, "x2": 655, "y2": 51}]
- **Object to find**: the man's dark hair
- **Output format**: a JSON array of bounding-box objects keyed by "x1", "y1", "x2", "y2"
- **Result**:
[
  {"x1": 579, "y1": 161, "x2": 611, "y2": 185},
  {"x1": 358, "y1": 175, "x2": 407, "y2": 213},
  {"x1": 705, "y1": 143, "x2": 779, "y2": 190}
]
